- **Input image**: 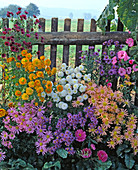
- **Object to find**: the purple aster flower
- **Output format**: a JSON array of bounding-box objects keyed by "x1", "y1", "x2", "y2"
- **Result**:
[
  {"x1": 106, "y1": 59, "x2": 112, "y2": 64},
  {"x1": 120, "y1": 44, "x2": 125, "y2": 49},
  {"x1": 0, "y1": 149, "x2": 6, "y2": 161},
  {"x1": 110, "y1": 51, "x2": 115, "y2": 56},
  {"x1": 96, "y1": 126, "x2": 103, "y2": 134},
  {"x1": 108, "y1": 69, "x2": 115, "y2": 75},
  {"x1": 100, "y1": 69, "x2": 105, "y2": 76},
  {"x1": 114, "y1": 41, "x2": 119, "y2": 47},
  {"x1": 89, "y1": 46, "x2": 95, "y2": 50},
  {"x1": 103, "y1": 55, "x2": 109, "y2": 61},
  {"x1": 103, "y1": 51, "x2": 107, "y2": 55},
  {"x1": 94, "y1": 52, "x2": 99, "y2": 56},
  {"x1": 103, "y1": 41, "x2": 107, "y2": 45},
  {"x1": 126, "y1": 67, "x2": 131, "y2": 74}
]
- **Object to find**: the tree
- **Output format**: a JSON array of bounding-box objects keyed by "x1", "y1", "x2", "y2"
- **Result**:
[
  {"x1": 25, "y1": 3, "x2": 40, "y2": 17},
  {"x1": 0, "y1": 4, "x2": 19, "y2": 18},
  {"x1": 69, "y1": 12, "x2": 73, "y2": 19}
]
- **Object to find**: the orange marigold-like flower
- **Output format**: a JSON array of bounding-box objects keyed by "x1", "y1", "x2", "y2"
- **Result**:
[
  {"x1": 36, "y1": 86, "x2": 44, "y2": 93},
  {"x1": 44, "y1": 59, "x2": 51, "y2": 66},
  {"x1": 28, "y1": 63, "x2": 35, "y2": 72},
  {"x1": 26, "y1": 87, "x2": 34, "y2": 95},
  {"x1": 40, "y1": 55, "x2": 45, "y2": 60},
  {"x1": 51, "y1": 67, "x2": 57, "y2": 75},
  {"x1": 26, "y1": 53, "x2": 32, "y2": 59},
  {"x1": 45, "y1": 87, "x2": 52, "y2": 94},
  {"x1": 21, "y1": 50, "x2": 28, "y2": 56},
  {"x1": 5, "y1": 76, "x2": 9, "y2": 80},
  {"x1": 21, "y1": 58, "x2": 29, "y2": 65},
  {"x1": 29, "y1": 73, "x2": 36, "y2": 80},
  {"x1": 45, "y1": 66, "x2": 51, "y2": 72},
  {"x1": 32, "y1": 58, "x2": 41, "y2": 67},
  {"x1": 36, "y1": 71, "x2": 44, "y2": 78},
  {"x1": 15, "y1": 90, "x2": 22, "y2": 97},
  {"x1": 57, "y1": 84, "x2": 63, "y2": 92},
  {"x1": 8, "y1": 102, "x2": 15, "y2": 108},
  {"x1": 46, "y1": 81, "x2": 52, "y2": 89},
  {"x1": 16, "y1": 62, "x2": 21, "y2": 68},
  {"x1": 0, "y1": 108, "x2": 7, "y2": 117},
  {"x1": 35, "y1": 79, "x2": 41, "y2": 87},
  {"x1": 19, "y1": 77, "x2": 27, "y2": 85},
  {"x1": 42, "y1": 80, "x2": 47, "y2": 84},
  {"x1": 28, "y1": 81, "x2": 35, "y2": 88},
  {"x1": 22, "y1": 93, "x2": 29, "y2": 100}
]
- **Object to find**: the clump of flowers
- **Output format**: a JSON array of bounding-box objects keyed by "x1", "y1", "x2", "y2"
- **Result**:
[{"x1": 97, "y1": 150, "x2": 108, "y2": 162}]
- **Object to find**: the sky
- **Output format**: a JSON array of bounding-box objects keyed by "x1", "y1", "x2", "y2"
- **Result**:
[{"x1": 0, "y1": 0, "x2": 109, "y2": 10}]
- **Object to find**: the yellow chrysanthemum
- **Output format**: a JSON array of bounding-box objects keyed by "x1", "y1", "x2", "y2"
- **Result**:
[
  {"x1": 21, "y1": 58, "x2": 29, "y2": 65},
  {"x1": 26, "y1": 87, "x2": 34, "y2": 95},
  {"x1": 26, "y1": 53, "x2": 32, "y2": 59},
  {"x1": 32, "y1": 58, "x2": 41, "y2": 67},
  {"x1": 0, "y1": 109, "x2": 7, "y2": 117},
  {"x1": 22, "y1": 93, "x2": 29, "y2": 100},
  {"x1": 28, "y1": 81, "x2": 35, "y2": 88}
]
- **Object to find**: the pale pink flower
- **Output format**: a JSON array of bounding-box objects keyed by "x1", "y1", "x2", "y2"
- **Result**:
[
  {"x1": 124, "y1": 55, "x2": 130, "y2": 61},
  {"x1": 81, "y1": 148, "x2": 92, "y2": 158},
  {"x1": 97, "y1": 150, "x2": 108, "y2": 162},
  {"x1": 128, "y1": 31, "x2": 131, "y2": 34},
  {"x1": 72, "y1": 100, "x2": 84, "y2": 107},
  {"x1": 91, "y1": 144, "x2": 96, "y2": 150},
  {"x1": 129, "y1": 59, "x2": 135, "y2": 64},
  {"x1": 112, "y1": 56, "x2": 117, "y2": 65},
  {"x1": 126, "y1": 38, "x2": 134, "y2": 47},
  {"x1": 75, "y1": 129, "x2": 86, "y2": 142},
  {"x1": 118, "y1": 51, "x2": 128, "y2": 60},
  {"x1": 132, "y1": 64, "x2": 138, "y2": 72},
  {"x1": 118, "y1": 67, "x2": 126, "y2": 76}
]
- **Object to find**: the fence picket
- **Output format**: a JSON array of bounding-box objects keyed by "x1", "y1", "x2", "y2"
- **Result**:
[
  {"x1": 75, "y1": 19, "x2": 84, "y2": 66},
  {"x1": 63, "y1": 18, "x2": 71, "y2": 65}
]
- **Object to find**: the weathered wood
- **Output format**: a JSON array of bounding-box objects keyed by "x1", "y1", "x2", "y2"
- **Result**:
[
  {"x1": 117, "y1": 18, "x2": 124, "y2": 31},
  {"x1": 32, "y1": 32, "x2": 130, "y2": 45},
  {"x1": 90, "y1": 19, "x2": 96, "y2": 32},
  {"x1": 50, "y1": 18, "x2": 58, "y2": 69},
  {"x1": 63, "y1": 18, "x2": 71, "y2": 65},
  {"x1": 105, "y1": 20, "x2": 111, "y2": 32},
  {"x1": 38, "y1": 18, "x2": 46, "y2": 57},
  {"x1": 75, "y1": 19, "x2": 84, "y2": 66}
]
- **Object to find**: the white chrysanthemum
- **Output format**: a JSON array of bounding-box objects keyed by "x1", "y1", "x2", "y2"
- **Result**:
[
  {"x1": 79, "y1": 65, "x2": 84, "y2": 71},
  {"x1": 69, "y1": 68, "x2": 74, "y2": 74},
  {"x1": 88, "y1": 73, "x2": 91, "y2": 77},
  {"x1": 41, "y1": 91, "x2": 46, "y2": 98},
  {"x1": 47, "y1": 91, "x2": 53, "y2": 96},
  {"x1": 62, "y1": 103, "x2": 68, "y2": 110},
  {"x1": 53, "y1": 97, "x2": 60, "y2": 102},
  {"x1": 65, "y1": 83, "x2": 71, "y2": 89},
  {"x1": 58, "y1": 71, "x2": 64, "y2": 77},
  {"x1": 60, "y1": 90, "x2": 67, "y2": 97},
  {"x1": 67, "y1": 90, "x2": 73, "y2": 95},
  {"x1": 78, "y1": 96, "x2": 83, "y2": 102},
  {"x1": 61, "y1": 67, "x2": 66, "y2": 72},
  {"x1": 66, "y1": 69, "x2": 71, "y2": 75},
  {"x1": 74, "y1": 67, "x2": 80, "y2": 73},
  {"x1": 87, "y1": 77, "x2": 91, "y2": 82},
  {"x1": 56, "y1": 103, "x2": 59, "y2": 107},
  {"x1": 73, "y1": 83, "x2": 79, "y2": 89},
  {"x1": 65, "y1": 95, "x2": 72, "y2": 101},
  {"x1": 67, "y1": 87, "x2": 72, "y2": 91},
  {"x1": 72, "y1": 79, "x2": 78, "y2": 84},
  {"x1": 66, "y1": 75, "x2": 72, "y2": 82},
  {"x1": 71, "y1": 73, "x2": 76, "y2": 78},
  {"x1": 79, "y1": 85, "x2": 86, "y2": 92},
  {"x1": 59, "y1": 78, "x2": 66, "y2": 85},
  {"x1": 61, "y1": 63, "x2": 67, "y2": 68},
  {"x1": 83, "y1": 74, "x2": 88, "y2": 81},
  {"x1": 83, "y1": 94, "x2": 88, "y2": 100},
  {"x1": 59, "y1": 101, "x2": 64, "y2": 108},
  {"x1": 52, "y1": 93, "x2": 58, "y2": 99},
  {"x1": 73, "y1": 89, "x2": 78, "y2": 94},
  {"x1": 76, "y1": 72, "x2": 82, "y2": 79}
]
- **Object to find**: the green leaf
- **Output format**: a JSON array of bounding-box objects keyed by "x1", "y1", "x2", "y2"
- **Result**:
[
  {"x1": 116, "y1": 144, "x2": 128, "y2": 157},
  {"x1": 129, "y1": 46, "x2": 138, "y2": 56},
  {"x1": 96, "y1": 160, "x2": 112, "y2": 170},
  {"x1": 125, "y1": 153, "x2": 135, "y2": 169},
  {"x1": 43, "y1": 161, "x2": 61, "y2": 170},
  {"x1": 16, "y1": 159, "x2": 26, "y2": 167},
  {"x1": 56, "y1": 148, "x2": 68, "y2": 159}
]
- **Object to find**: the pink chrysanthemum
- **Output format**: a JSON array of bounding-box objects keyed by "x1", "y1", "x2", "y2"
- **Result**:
[
  {"x1": 81, "y1": 148, "x2": 92, "y2": 158},
  {"x1": 126, "y1": 38, "x2": 134, "y2": 47},
  {"x1": 118, "y1": 67, "x2": 126, "y2": 76},
  {"x1": 132, "y1": 64, "x2": 138, "y2": 72},
  {"x1": 118, "y1": 51, "x2": 128, "y2": 60},
  {"x1": 75, "y1": 129, "x2": 86, "y2": 142},
  {"x1": 97, "y1": 150, "x2": 108, "y2": 162},
  {"x1": 0, "y1": 149, "x2": 6, "y2": 162}
]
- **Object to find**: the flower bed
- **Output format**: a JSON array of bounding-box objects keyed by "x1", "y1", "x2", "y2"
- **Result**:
[{"x1": 0, "y1": 8, "x2": 138, "y2": 170}]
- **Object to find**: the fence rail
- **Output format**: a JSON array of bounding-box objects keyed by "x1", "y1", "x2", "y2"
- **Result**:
[{"x1": 0, "y1": 17, "x2": 137, "y2": 106}]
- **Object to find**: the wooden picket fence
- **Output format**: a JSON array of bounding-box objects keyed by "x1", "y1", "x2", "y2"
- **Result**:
[{"x1": 0, "y1": 17, "x2": 137, "y2": 106}]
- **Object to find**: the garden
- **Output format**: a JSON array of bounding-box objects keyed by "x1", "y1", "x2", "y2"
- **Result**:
[{"x1": 0, "y1": 0, "x2": 138, "y2": 169}]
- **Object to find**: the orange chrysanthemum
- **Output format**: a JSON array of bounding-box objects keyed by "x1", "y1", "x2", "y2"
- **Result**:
[
  {"x1": 15, "y1": 90, "x2": 22, "y2": 97},
  {"x1": 21, "y1": 58, "x2": 29, "y2": 65},
  {"x1": 26, "y1": 53, "x2": 32, "y2": 59},
  {"x1": 21, "y1": 50, "x2": 28, "y2": 56},
  {"x1": 26, "y1": 87, "x2": 34, "y2": 95},
  {"x1": 36, "y1": 71, "x2": 44, "y2": 78},
  {"x1": 57, "y1": 84, "x2": 63, "y2": 92},
  {"x1": 21, "y1": 93, "x2": 29, "y2": 100},
  {"x1": 28, "y1": 81, "x2": 35, "y2": 88},
  {"x1": 45, "y1": 87, "x2": 52, "y2": 94},
  {"x1": 36, "y1": 86, "x2": 44, "y2": 93},
  {"x1": 46, "y1": 81, "x2": 52, "y2": 88},
  {"x1": 44, "y1": 59, "x2": 51, "y2": 66},
  {"x1": 32, "y1": 58, "x2": 41, "y2": 67},
  {"x1": 16, "y1": 62, "x2": 21, "y2": 68},
  {"x1": 28, "y1": 63, "x2": 35, "y2": 72},
  {"x1": 19, "y1": 77, "x2": 27, "y2": 85},
  {"x1": 51, "y1": 67, "x2": 57, "y2": 75},
  {"x1": 29, "y1": 73, "x2": 37, "y2": 80},
  {"x1": 40, "y1": 55, "x2": 45, "y2": 60},
  {"x1": 45, "y1": 66, "x2": 51, "y2": 72},
  {"x1": 35, "y1": 80, "x2": 41, "y2": 87}
]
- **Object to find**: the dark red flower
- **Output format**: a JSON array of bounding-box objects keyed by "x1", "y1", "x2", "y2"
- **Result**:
[
  {"x1": 33, "y1": 15, "x2": 37, "y2": 18},
  {"x1": 2, "y1": 54, "x2": 6, "y2": 58},
  {"x1": 16, "y1": 11, "x2": 21, "y2": 15},
  {"x1": 4, "y1": 41, "x2": 10, "y2": 46},
  {"x1": 25, "y1": 11, "x2": 28, "y2": 14},
  {"x1": 18, "y1": 7, "x2": 22, "y2": 11}
]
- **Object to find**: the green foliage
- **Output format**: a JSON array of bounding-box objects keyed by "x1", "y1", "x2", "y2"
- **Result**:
[
  {"x1": 42, "y1": 161, "x2": 61, "y2": 170},
  {"x1": 56, "y1": 148, "x2": 68, "y2": 159},
  {"x1": 125, "y1": 153, "x2": 135, "y2": 169},
  {"x1": 26, "y1": 3, "x2": 40, "y2": 17},
  {"x1": 94, "y1": 160, "x2": 112, "y2": 170}
]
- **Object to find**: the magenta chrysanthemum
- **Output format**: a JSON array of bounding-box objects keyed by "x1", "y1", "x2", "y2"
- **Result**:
[
  {"x1": 97, "y1": 150, "x2": 108, "y2": 162},
  {"x1": 75, "y1": 129, "x2": 86, "y2": 142},
  {"x1": 81, "y1": 148, "x2": 92, "y2": 158}
]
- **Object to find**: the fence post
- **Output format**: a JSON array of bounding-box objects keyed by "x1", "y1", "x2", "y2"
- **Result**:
[
  {"x1": 63, "y1": 18, "x2": 71, "y2": 65},
  {"x1": 38, "y1": 18, "x2": 45, "y2": 58},
  {"x1": 75, "y1": 19, "x2": 84, "y2": 66}
]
